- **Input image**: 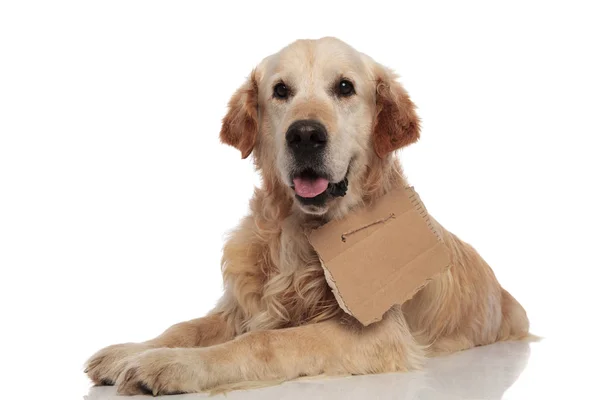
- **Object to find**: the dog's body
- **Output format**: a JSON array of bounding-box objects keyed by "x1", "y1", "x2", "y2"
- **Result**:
[{"x1": 86, "y1": 38, "x2": 529, "y2": 395}]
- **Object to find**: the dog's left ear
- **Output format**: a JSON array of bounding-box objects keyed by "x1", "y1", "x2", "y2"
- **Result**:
[
  {"x1": 371, "y1": 64, "x2": 421, "y2": 158},
  {"x1": 219, "y1": 70, "x2": 260, "y2": 159}
]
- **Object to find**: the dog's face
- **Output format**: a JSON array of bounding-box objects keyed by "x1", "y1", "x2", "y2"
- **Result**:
[{"x1": 220, "y1": 37, "x2": 420, "y2": 216}]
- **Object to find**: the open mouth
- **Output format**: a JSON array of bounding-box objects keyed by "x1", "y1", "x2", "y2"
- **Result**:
[{"x1": 291, "y1": 169, "x2": 349, "y2": 206}]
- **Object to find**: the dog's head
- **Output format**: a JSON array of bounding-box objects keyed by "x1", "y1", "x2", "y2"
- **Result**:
[{"x1": 220, "y1": 37, "x2": 420, "y2": 216}]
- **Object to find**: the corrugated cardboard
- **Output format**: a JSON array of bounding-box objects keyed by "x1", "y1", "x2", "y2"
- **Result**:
[{"x1": 308, "y1": 186, "x2": 451, "y2": 326}]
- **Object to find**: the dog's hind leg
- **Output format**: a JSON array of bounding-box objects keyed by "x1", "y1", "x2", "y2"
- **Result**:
[{"x1": 496, "y1": 288, "x2": 530, "y2": 341}]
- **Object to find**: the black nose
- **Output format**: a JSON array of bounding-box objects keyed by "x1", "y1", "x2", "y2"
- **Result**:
[{"x1": 285, "y1": 120, "x2": 328, "y2": 153}]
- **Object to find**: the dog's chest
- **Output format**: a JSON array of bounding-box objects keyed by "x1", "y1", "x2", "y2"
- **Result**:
[{"x1": 257, "y1": 221, "x2": 341, "y2": 327}]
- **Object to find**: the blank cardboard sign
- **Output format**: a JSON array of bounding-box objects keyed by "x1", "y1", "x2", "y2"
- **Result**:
[{"x1": 308, "y1": 187, "x2": 451, "y2": 326}]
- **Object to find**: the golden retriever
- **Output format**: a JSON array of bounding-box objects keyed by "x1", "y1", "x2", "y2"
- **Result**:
[{"x1": 85, "y1": 37, "x2": 530, "y2": 395}]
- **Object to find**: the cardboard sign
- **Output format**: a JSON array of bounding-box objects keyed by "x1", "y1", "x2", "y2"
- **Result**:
[{"x1": 308, "y1": 187, "x2": 451, "y2": 326}]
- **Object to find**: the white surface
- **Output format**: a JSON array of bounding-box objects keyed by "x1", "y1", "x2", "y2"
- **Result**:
[{"x1": 1, "y1": 1, "x2": 599, "y2": 399}]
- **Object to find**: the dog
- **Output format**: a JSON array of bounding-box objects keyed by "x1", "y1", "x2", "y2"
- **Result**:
[{"x1": 85, "y1": 37, "x2": 530, "y2": 395}]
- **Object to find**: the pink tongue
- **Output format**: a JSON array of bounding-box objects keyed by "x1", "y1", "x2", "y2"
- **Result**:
[{"x1": 293, "y1": 177, "x2": 329, "y2": 198}]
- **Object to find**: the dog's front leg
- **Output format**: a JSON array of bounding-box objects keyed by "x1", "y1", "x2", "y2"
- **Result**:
[
  {"x1": 116, "y1": 309, "x2": 424, "y2": 395},
  {"x1": 85, "y1": 313, "x2": 235, "y2": 386}
]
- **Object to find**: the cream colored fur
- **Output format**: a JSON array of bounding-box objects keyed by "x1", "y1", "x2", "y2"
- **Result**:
[{"x1": 85, "y1": 37, "x2": 529, "y2": 395}]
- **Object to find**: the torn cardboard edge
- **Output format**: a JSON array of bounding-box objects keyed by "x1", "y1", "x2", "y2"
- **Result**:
[{"x1": 308, "y1": 186, "x2": 451, "y2": 326}]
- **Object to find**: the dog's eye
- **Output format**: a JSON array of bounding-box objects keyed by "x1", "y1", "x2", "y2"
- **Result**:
[
  {"x1": 337, "y1": 79, "x2": 355, "y2": 97},
  {"x1": 273, "y1": 83, "x2": 290, "y2": 99}
]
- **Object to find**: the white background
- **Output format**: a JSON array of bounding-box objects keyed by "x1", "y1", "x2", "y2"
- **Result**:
[{"x1": 1, "y1": 1, "x2": 599, "y2": 399}]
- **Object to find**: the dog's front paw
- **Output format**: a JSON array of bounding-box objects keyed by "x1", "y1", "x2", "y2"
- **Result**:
[
  {"x1": 85, "y1": 343, "x2": 151, "y2": 386},
  {"x1": 116, "y1": 348, "x2": 208, "y2": 395}
]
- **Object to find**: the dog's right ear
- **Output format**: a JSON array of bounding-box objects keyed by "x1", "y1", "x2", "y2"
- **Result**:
[{"x1": 220, "y1": 70, "x2": 259, "y2": 159}]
